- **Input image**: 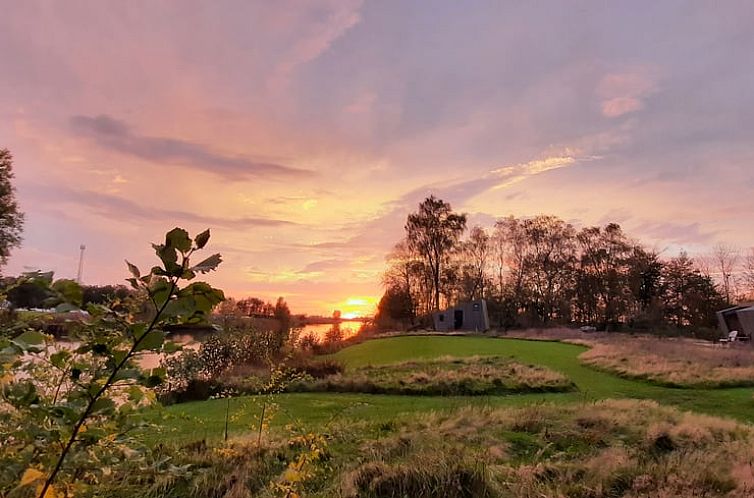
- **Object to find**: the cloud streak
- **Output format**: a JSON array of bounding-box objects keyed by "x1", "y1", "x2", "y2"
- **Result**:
[
  {"x1": 70, "y1": 115, "x2": 313, "y2": 181},
  {"x1": 29, "y1": 185, "x2": 298, "y2": 230}
]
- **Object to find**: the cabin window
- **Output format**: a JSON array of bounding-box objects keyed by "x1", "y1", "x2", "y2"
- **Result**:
[{"x1": 439, "y1": 314, "x2": 444, "y2": 322}]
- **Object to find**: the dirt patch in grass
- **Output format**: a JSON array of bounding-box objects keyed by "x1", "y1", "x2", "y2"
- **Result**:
[
  {"x1": 287, "y1": 355, "x2": 575, "y2": 395},
  {"x1": 579, "y1": 338, "x2": 754, "y2": 388}
]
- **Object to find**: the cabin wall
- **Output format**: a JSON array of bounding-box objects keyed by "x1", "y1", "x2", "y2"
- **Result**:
[{"x1": 432, "y1": 299, "x2": 490, "y2": 332}]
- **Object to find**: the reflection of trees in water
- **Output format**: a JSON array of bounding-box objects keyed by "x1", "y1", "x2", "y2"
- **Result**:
[
  {"x1": 324, "y1": 322, "x2": 344, "y2": 344},
  {"x1": 296, "y1": 323, "x2": 358, "y2": 343}
]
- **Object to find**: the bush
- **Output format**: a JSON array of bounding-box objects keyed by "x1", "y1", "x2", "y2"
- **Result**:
[{"x1": 159, "y1": 327, "x2": 291, "y2": 402}]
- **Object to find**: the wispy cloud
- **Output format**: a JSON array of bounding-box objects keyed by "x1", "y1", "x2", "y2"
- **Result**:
[
  {"x1": 70, "y1": 115, "x2": 313, "y2": 180},
  {"x1": 491, "y1": 155, "x2": 577, "y2": 189},
  {"x1": 28, "y1": 185, "x2": 298, "y2": 229}
]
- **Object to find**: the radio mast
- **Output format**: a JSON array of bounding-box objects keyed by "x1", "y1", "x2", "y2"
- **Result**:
[{"x1": 76, "y1": 244, "x2": 86, "y2": 283}]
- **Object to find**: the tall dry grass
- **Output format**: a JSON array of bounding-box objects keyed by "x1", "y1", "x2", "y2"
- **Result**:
[
  {"x1": 341, "y1": 400, "x2": 754, "y2": 498},
  {"x1": 288, "y1": 355, "x2": 574, "y2": 395},
  {"x1": 580, "y1": 338, "x2": 754, "y2": 387},
  {"x1": 89, "y1": 399, "x2": 754, "y2": 497}
]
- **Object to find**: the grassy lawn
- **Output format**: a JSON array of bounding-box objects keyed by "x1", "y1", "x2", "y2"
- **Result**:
[{"x1": 159, "y1": 336, "x2": 754, "y2": 443}]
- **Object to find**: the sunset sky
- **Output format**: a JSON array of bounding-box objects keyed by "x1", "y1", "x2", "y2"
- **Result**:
[{"x1": 3, "y1": 1, "x2": 754, "y2": 315}]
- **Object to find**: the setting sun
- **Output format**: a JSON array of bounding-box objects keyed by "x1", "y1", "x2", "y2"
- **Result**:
[{"x1": 336, "y1": 296, "x2": 378, "y2": 319}]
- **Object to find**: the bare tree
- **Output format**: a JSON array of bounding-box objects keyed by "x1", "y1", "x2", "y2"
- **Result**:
[
  {"x1": 712, "y1": 243, "x2": 739, "y2": 304},
  {"x1": 741, "y1": 247, "x2": 754, "y2": 300},
  {"x1": 457, "y1": 226, "x2": 490, "y2": 300},
  {"x1": 490, "y1": 223, "x2": 507, "y2": 300},
  {"x1": 383, "y1": 240, "x2": 426, "y2": 316}
]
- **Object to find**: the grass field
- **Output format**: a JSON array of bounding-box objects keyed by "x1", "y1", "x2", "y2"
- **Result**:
[{"x1": 157, "y1": 336, "x2": 754, "y2": 443}]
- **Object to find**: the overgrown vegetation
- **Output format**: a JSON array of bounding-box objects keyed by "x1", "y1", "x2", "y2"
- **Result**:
[
  {"x1": 580, "y1": 338, "x2": 754, "y2": 388},
  {"x1": 56, "y1": 399, "x2": 754, "y2": 497},
  {"x1": 285, "y1": 356, "x2": 574, "y2": 396},
  {"x1": 340, "y1": 400, "x2": 754, "y2": 498},
  {"x1": 158, "y1": 326, "x2": 297, "y2": 404}
]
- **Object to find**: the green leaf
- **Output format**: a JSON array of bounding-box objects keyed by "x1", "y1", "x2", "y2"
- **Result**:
[
  {"x1": 135, "y1": 330, "x2": 165, "y2": 352},
  {"x1": 162, "y1": 297, "x2": 194, "y2": 319},
  {"x1": 91, "y1": 397, "x2": 115, "y2": 414},
  {"x1": 125, "y1": 260, "x2": 141, "y2": 278},
  {"x1": 15, "y1": 330, "x2": 46, "y2": 346},
  {"x1": 162, "y1": 341, "x2": 182, "y2": 354},
  {"x1": 194, "y1": 229, "x2": 210, "y2": 249},
  {"x1": 165, "y1": 228, "x2": 192, "y2": 253},
  {"x1": 190, "y1": 254, "x2": 222, "y2": 274},
  {"x1": 113, "y1": 368, "x2": 141, "y2": 382},
  {"x1": 3, "y1": 381, "x2": 39, "y2": 407},
  {"x1": 127, "y1": 386, "x2": 145, "y2": 403},
  {"x1": 178, "y1": 282, "x2": 225, "y2": 314},
  {"x1": 111, "y1": 349, "x2": 129, "y2": 365},
  {"x1": 50, "y1": 350, "x2": 71, "y2": 368},
  {"x1": 153, "y1": 243, "x2": 178, "y2": 268},
  {"x1": 149, "y1": 277, "x2": 172, "y2": 307},
  {"x1": 129, "y1": 323, "x2": 147, "y2": 341},
  {"x1": 150, "y1": 266, "x2": 168, "y2": 277}
]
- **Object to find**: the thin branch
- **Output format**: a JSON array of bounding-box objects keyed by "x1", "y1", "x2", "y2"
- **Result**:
[{"x1": 37, "y1": 276, "x2": 179, "y2": 498}]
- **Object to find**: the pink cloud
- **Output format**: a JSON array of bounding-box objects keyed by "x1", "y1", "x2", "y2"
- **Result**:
[
  {"x1": 597, "y1": 68, "x2": 657, "y2": 118},
  {"x1": 601, "y1": 97, "x2": 643, "y2": 117}
]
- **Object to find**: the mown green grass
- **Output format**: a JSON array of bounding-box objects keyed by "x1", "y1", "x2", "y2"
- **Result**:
[{"x1": 158, "y1": 336, "x2": 754, "y2": 442}]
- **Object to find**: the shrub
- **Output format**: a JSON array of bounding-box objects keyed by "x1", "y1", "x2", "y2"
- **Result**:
[{"x1": 0, "y1": 227, "x2": 225, "y2": 498}]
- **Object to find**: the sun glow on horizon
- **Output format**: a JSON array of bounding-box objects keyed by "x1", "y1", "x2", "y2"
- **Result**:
[{"x1": 336, "y1": 296, "x2": 378, "y2": 319}]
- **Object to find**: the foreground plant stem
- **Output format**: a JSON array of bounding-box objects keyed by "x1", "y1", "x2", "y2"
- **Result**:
[
  {"x1": 257, "y1": 401, "x2": 267, "y2": 446},
  {"x1": 37, "y1": 278, "x2": 178, "y2": 498},
  {"x1": 224, "y1": 397, "x2": 230, "y2": 442}
]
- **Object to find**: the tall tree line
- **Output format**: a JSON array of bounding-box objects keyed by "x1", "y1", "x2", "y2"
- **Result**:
[{"x1": 377, "y1": 196, "x2": 728, "y2": 334}]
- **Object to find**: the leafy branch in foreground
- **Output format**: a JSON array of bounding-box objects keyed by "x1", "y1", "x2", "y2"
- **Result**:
[{"x1": 0, "y1": 227, "x2": 224, "y2": 498}]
